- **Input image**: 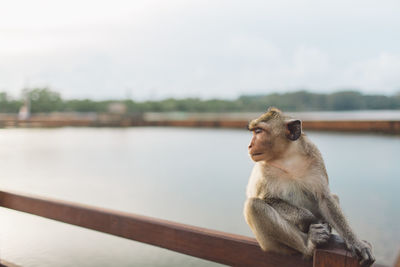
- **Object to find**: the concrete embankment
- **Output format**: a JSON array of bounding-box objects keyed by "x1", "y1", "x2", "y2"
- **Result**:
[
  {"x1": 0, "y1": 112, "x2": 400, "y2": 134},
  {"x1": 145, "y1": 119, "x2": 400, "y2": 134}
]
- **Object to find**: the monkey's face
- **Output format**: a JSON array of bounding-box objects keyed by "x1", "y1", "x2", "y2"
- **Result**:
[
  {"x1": 247, "y1": 108, "x2": 302, "y2": 162},
  {"x1": 248, "y1": 122, "x2": 282, "y2": 162}
]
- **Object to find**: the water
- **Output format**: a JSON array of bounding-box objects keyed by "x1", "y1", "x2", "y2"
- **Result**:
[{"x1": 0, "y1": 127, "x2": 399, "y2": 266}]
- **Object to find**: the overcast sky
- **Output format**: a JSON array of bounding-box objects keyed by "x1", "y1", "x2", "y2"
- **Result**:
[{"x1": 1, "y1": 0, "x2": 399, "y2": 100}]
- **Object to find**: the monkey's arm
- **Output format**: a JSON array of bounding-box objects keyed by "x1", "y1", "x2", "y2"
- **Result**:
[
  {"x1": 265, "y1": 198, "x2": 319, "y2": 232},
  {"x1": 318, "y1": 194, "x2": 375, "y2": 266}
]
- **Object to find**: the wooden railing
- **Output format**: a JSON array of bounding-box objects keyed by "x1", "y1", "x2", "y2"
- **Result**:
[{"x1": 0, "y1": 190, "x2": 394, "y2": 267}]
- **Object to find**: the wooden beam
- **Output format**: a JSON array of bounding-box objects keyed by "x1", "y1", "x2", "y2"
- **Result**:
[
  {"x1": 0, "y1": 190, "x2": 310, "y2": 267},
  {"x1": 0, "y1": 190, "x2": 388, "y2": 267}
]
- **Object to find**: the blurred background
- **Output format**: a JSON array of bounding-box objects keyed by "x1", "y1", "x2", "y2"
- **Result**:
[{"x1": 0, "y1": 0, "x2": 399, "y2": 266}]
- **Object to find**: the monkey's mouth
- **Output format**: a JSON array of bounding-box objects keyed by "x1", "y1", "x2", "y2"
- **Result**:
[{"x1": 251, "y1": 153, "x2": 263, "y2": 157}]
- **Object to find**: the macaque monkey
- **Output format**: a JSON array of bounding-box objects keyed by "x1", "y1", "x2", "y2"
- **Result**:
[{"x1": 244, "y1": 107, "x2": 375, "y2": 266}]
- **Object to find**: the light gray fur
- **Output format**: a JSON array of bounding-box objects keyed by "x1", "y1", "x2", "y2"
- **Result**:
[{"x1": 244, "y1": 109, "x2": 375, "y2": 266}]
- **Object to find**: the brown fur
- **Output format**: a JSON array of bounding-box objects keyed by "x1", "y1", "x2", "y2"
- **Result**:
[{"x1": 244, "y1": 108, "x2": 375, "y2": 266}]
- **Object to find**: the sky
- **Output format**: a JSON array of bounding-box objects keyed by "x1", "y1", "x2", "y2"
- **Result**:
[{"x1": 1, "y1": 0, "x2": 400, "y2": 100}]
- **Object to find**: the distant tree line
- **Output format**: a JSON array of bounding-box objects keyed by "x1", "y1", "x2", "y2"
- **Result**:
[{"x1": 1, "y1": 88, "x2": 400, "y2": 114}]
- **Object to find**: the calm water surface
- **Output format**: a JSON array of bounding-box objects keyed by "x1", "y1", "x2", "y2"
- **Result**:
[{"x1": 0, "y1": 127, "x2": 399, "y2": 266}]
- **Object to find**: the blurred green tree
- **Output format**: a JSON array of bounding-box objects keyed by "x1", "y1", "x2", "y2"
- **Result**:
[
  {"x1": 27, "y1": 88, "x2": 64, "y2": 113},
  {"x1": 0, "y1": 88, "x2": 400, "y2": 113},
  {"x1": 0, "y1": 92, "x2": 21, "y2": 113}
]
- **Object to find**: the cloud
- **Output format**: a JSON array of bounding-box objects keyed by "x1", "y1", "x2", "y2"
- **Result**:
[
  {"x1": 1, "y1": 0, "x2": 400, "y2": 99},
  {"x1": 343, "y1": 53, "x2": 400, "y2": 93}
]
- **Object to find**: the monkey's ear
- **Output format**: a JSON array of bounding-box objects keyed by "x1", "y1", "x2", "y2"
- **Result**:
[{"x1": 286, "y1": 120, "x2": 302, "y2": 141}]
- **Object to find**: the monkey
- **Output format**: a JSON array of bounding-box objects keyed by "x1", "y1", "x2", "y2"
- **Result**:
[{"x1": 243, "y1": 107, "x2": 375, "y2": 266}]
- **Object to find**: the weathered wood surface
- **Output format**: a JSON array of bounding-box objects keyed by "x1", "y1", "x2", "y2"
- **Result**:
[
  {"x1": 0, "y1": 190, "x2": 310, "y2": 267},
  {"x1": 314, "y1": 248, "x2": 387, "y2": 267},
  {"x1": 394, "y1": 252, "x2": 400, "y2": 267},
  {"x1": 311, "y1": 235, "x2": 388, "y2": 267},
  {"x1": 0, "y1": 190, "x2": 389, "y2": 266}
]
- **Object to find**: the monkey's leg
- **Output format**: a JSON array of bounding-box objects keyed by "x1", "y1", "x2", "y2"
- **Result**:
[
  {"x1": 319, "y1": 194, "x2": 375, "y2": 266},
  {"x1": 244, "y1": 197, "x2": 327, "y2": 257},
  {"x1": 265, "y1": 198, "x2": 319, "y2": 232}
]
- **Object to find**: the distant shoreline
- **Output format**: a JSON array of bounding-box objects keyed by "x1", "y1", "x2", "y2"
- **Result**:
[{"x1": 1, "y1": 111, "x2": 400, "y2": 134}]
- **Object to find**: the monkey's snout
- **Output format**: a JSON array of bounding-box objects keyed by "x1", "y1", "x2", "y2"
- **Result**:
[{"x1": 248, "y1": 140, "x2": 255, "y2": 149}]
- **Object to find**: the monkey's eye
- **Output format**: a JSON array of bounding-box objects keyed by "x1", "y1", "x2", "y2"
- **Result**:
[{"x1": 254, "y1": 128, "x2": 263, "y2": 134}]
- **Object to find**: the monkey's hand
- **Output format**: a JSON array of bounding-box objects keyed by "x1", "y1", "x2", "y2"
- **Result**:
[
  {"x1": 308, "y1": 223, "x2": 330, "y2": 246},
  {"x1": 296, "y1": 209, "x2": 318, "y2": 233},
  {"x1": 347, "y1": 240, "x2": 375, "y2": 266}
]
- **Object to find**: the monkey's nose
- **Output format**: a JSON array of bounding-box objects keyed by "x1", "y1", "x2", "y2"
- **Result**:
[{"x1": 248, "y1": 137, "x2": 255, "y2": 149}]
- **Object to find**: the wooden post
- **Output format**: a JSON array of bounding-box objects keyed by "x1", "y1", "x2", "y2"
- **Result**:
[
  {"x1": 393, "y1": 251, "x2": 400, "y2": 267},
  {"x1": 313, "y1": 235, "x2": 387, "y2": 267},
  {"x1": 314, "y1": 248, "x2": 360, "y2": 267}
]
